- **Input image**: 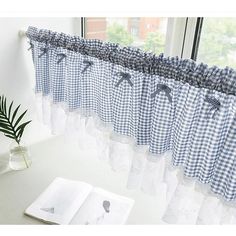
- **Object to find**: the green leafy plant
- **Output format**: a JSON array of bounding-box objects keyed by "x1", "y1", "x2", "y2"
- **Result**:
[
  {"x1": 106, "y1": 23, "x2": 134, "y2": 46},
  {"x1": 197, "y1": 18, "x2": 236, "y2": 68},
  {"x1": 0, "y1": 95, "x2": 31, "y2": 145},
  {"x1": 143, "y1": 31, "x2": 165, "y2": 55}
]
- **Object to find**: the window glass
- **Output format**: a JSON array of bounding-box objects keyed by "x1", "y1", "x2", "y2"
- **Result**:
[
  {"x1": 197, "y1": 18, "x2": 236, "y2": 68},
  {"x1": 85, "y1": 17, "x2": 168, "y2": 54}
]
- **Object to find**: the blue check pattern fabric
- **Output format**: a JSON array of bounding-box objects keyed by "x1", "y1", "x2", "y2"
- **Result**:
[
  {"x1": 96, "y1": 60, "x2": 114, "y2": 124},
  {"x1": 182, "y1": 89, "x2": 226, "y2": 182},
  {"x1": 136, "y1": 74, "x2": 153, "y2": 146},
  {"x1": 65, "y1": 50, "x2": 84, "y2": 111},
  {"x1": 149, "y1": 76, "x2": 180, "y2": 155},
  {"x1": 210, "y1": 95, "x2": 236, "y2": 201},
  {"x1": 111, "y1": 64, "x2": 145, "y2": 138},
  {"x1": 172, "y1": 83, "x2": 200, "y2": 166},
  {"x1": 50, "y1": 47, "x2": 67, "y2": 104},
  {"x1": 34, "y1": 41, "x2": 50, "y2": 95},
  {"x1": 27, "y1": 26, "x2": 236, "y2": 203}
]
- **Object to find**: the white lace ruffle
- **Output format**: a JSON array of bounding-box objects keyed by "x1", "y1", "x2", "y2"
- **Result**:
[{"x1": 36, "y1": 94, "x2": 236, "y2": 224}]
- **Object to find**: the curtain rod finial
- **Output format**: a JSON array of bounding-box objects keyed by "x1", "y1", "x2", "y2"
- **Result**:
[{"x1": 18, "y1": 29, "x2": 27, "y2": 38}]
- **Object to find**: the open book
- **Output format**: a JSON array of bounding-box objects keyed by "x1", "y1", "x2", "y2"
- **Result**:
[{"x1": 24, "y1": 177, "x2": 134, "y2": 225}]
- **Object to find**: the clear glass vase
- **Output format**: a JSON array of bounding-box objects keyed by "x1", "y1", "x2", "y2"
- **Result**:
[{"x1": 9, "y1": 141, "x2": 31, "y2": 170}]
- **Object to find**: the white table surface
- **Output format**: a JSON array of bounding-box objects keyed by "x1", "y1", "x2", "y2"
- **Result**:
[{"x1": 0, "y1": 135, "x2": 166, "y2": 225}]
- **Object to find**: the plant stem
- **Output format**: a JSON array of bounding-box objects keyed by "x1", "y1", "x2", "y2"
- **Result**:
[{"x1": 18, "y1": 143, "x2": 29, "y2": 168}]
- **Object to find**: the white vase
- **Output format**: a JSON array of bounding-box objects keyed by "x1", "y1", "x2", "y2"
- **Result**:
[{"x1": 9, "y1": 141, "x2": 32, "y2": 170}]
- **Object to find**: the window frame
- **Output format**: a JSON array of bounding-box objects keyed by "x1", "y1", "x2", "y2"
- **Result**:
[
  {"x1": 164, "y1": 17, "x2": 188, "y2": 57},
  {"x1": 190, "y1": 17, "x2": 203, "y2": 60},
  {"x1": 81, "y1": 17, "x2": 85, "y2": 38},
  {"x1": 166, "y1": 17, "x2": 204, "y2": 60}
]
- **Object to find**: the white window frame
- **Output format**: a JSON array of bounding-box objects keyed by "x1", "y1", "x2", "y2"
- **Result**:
[
  {"x1": 164, "y1": 17, "x2": 200, "y2": 59},
  {"x1": 164, "y1": 17, "x2": 187, "y2": 57}
]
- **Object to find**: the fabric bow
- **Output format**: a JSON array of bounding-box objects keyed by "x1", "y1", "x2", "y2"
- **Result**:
[
  {"x1": 27, "y1": 41, "x2": 34, "y2": 51},
  {"x1": 57, "y1": 53, "x2": 67, "y2": 64},
  {"x1": 115, "y1": 72, "x2": 133, "y2": 87},
  {"x1": 151, "y1": 84, "x2": 172, "y2": 103},
  {"x1": 205, "y1": 95, "x2": 221, "y2": 118},
  {"x1": 38, "y1": 46, "x2": 49, "y2": 58},
  {"x1": 82, "y1": 60, "x2": 94, "y2": 73}
]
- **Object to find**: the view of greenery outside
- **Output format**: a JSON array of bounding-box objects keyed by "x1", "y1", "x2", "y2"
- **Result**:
[
  {"x1": 106, "y1": 23, "x2": 134, "y2": 46},
  {"x1": 107, "y1": 19, "x2": 236, "y2": 69},
  {"x1": 143, "y1": 32, "x2": 165, "y2": 54},
  {"x1": 106, "y1": 23, "x2": 165, "y2": 55},
  {"x1": 197, "y1": 18, "x2": 236, "y2": 69}
]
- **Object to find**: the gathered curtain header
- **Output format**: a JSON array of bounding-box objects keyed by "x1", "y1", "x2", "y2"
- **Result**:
[{"x1": 26, "y1": 26, "x2": 236, "y2": 97}]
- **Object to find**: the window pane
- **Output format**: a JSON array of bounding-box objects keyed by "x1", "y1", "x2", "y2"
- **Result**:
[
  {"x1": 85, "y1": 17, "x2": 168, "y2": 54},
  {"x1": 197, "y1": 18, "x2": 236, "y2": 68}
]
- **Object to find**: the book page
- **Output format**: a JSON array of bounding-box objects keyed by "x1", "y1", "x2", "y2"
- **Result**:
[
  {"x1": 24, "y1": 177, "x2": 93, "y2": 224},
  {"x1": 70, "y1": 188, "x2": 134, "y2": 225}
]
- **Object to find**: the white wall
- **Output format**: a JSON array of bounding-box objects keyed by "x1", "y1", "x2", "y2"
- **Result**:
[{"x1": 0, "y1": 17, "x2": 80, "y2": 155}]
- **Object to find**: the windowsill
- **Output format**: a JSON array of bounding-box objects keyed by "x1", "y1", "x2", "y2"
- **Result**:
[{"x1": 0, "y1": 135, "x2": 167, "y2": 225}]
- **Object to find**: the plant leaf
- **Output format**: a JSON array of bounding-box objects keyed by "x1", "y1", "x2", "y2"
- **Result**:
[
  {"x1": 8, "y1": 101, "x2": 13, "y2": 120},
  {"x1": 0, "y1": 123, "x2": 12, "y2": 130},
  {"x1": 13, "y1": 110, "x2": 27, "y2": 128},
  {"x1": 16, "y1": 120, "x2": 32, "y2": 141},
  {"x1": 0, "y1": 95, "x2": 3, "y2": 111},
  {"x1": 0, "y1": 117, "x2": 8, "y2": 122},
  {"x1": 11, "y1": 104, "x2": 20, "y2": 124},
  {"x1": 0, "y1": 128, "x2": 14, "y2": 135},
  {"x1": 0, "y1": 120, "x2": 9, "y2": 125},
  {"x1": 0, "y1": 115, "x2": 8, "y2": 119},
  {"x1": 16, "y1": 129, "x2": 24, "y2": 142},
  {"x1": 3, "y1": 97, "x2": 7, "y2": 115},
  {"x1": 4, "y1": 134, "x2": 17, "y2": 140},
  {"x1": 0, "y1": 95, "x2": 31, "y2": 145},
  {"x1": 0, "y1": 97, "x2": 3, "y2": 112},
  {"x1": 15, "y1": 120, "x2": 32, "y2": 133}
]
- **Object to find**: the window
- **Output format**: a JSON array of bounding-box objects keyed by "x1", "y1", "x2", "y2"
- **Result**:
[
  {"x1": 84, "y1": 17, "x2": 168, "y2": 55},
  {"x1": 81, "y1": 17, "x2": 236, "y2": 69},
  {"x1": 196, "y1": 18, "x2": 236, "y2": 68}
]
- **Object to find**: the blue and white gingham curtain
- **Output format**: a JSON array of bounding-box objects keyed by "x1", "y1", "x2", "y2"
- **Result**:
[{"x1": 27, "y1": 26, "x2": 236, "y2": 224}]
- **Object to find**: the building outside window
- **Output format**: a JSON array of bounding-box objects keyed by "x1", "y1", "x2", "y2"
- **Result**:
[{"x1": 85, "y1": 17, "x2": 168, "y2": 55}]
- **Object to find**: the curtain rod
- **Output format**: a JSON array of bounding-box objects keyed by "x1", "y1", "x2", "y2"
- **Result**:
[{"x1": 18, "y1": 29, "x2": 27, "y2": 38}]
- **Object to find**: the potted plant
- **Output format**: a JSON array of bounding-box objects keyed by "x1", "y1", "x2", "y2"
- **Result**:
[{"x1": 0, "y1": 95, "x2": 32, "y2": 170}]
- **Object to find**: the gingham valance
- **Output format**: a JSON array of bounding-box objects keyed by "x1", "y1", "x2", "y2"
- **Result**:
[
  {"x1": 26, "y1": 26, "x2": 236, "y2": 96},
  {"x1": 27, "y1": 26, "x2": 236, "y2": 206}
]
